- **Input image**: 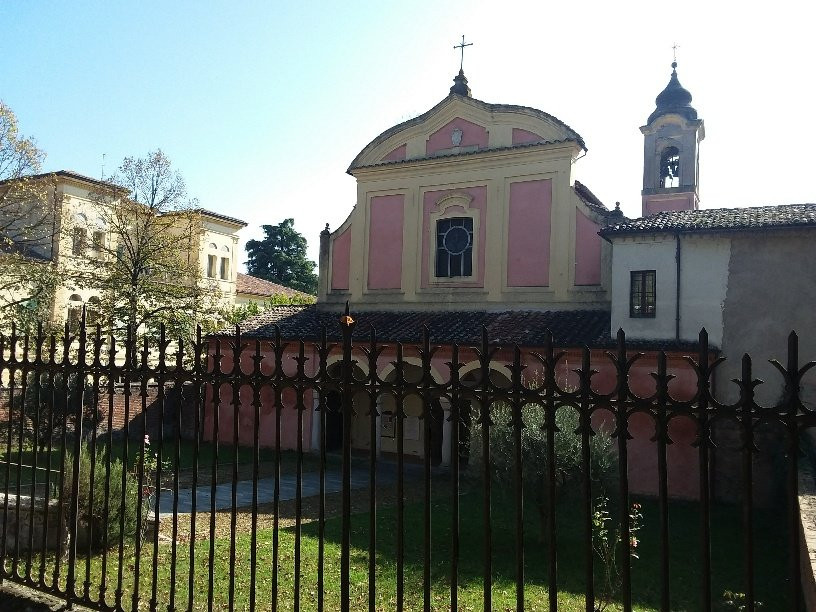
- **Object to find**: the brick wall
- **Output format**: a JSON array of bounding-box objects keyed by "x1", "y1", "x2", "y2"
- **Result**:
[{"x1": 0, "y1": 383, "x2": 201, "y2": 444}]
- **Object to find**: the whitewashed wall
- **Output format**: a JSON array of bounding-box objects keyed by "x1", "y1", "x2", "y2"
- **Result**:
[{"x1": 610, "y1": 235, "x2": 729, "y2": 346}]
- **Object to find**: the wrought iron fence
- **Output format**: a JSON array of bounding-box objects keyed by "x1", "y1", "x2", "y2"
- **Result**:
[{"x1": 0, "y1": 310, "x2": 813, "y2": 611}]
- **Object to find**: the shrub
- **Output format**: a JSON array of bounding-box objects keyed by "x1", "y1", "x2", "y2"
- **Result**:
[
  {"x1": 468, "y1": 402, "x2": 618, "y2": 538},
  {"x1": 62, "y1": 444, "x2": 142, "y2": 550}
]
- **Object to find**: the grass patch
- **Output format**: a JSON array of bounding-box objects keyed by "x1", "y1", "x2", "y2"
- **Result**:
[{"x1": 1, "y1": 484, "x2": 792, "y2": 611}]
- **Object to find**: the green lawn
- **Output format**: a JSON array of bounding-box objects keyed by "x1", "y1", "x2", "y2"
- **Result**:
[{"x1": 2, "y1": 487, "x2": 792, "y2": 611}]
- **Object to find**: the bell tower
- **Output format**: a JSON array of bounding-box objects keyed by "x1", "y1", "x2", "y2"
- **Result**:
[{"x1": 641, "y1": 61, "x2": 704, "y2": 217}]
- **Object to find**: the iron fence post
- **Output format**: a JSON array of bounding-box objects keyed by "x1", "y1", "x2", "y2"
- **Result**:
[
  {"x1": 66, "y1": 310, "x2": 87, "y2": 606},
  {"x1": 339, "y1": 303, "x2": 356, "y2": 612}
]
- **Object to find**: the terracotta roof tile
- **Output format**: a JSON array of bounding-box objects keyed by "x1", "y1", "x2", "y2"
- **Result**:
[
  {"x1": 600, "y1": 203, "x2": 816, "y2": 237},
  {"x1": 212, "y1": 306, "x2": 703, "y2": 350},
  {"x1": 236, "y1": 273, "x2": 312, "y2": 299}
]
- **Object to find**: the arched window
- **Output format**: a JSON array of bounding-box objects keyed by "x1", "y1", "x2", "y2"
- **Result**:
[
  {"x1": 660, "y1": 146, "x2": 680, "y2": 188},
  {"x1": 67, "y1": 294, "x2": 83, "y2": 330}
]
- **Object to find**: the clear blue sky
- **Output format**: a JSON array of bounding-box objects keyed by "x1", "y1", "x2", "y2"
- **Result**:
[{"x1": 2, "y1": 1, "x2": 813, "y2": 266}]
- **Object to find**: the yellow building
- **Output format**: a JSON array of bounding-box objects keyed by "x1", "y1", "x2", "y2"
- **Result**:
[{"x1": 0, "y1": 170, "x2": 248, "y2": 328}]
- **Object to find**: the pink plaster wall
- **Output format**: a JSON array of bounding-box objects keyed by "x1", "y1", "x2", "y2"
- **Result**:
[
  {"x1": 202, "y1": 347, "x2": 317, "y2": 452},
  {"x1": 368, "y1": 194, "x2": 404, "y2": 290},
  {"x1": 507, "y1": 179, "x2": 551, "y2": 287},
  {"x1": 382, "y1": 144, "x2": 407, "y2": 162},
  {"x1": 512, "y1": 128, "x2": 544, "y2": 145},
  {"x1": 421, "y1": 186, "x2": 487, "y2": 288},
  {"x1": 642, "y1": 194, "x2": 695, "y2": 217},
  {"x1": 330, "y1": 228, "x2": 351, "y2": 290},
  {"x1": 203, "y1": 337, "x2": 714, "y2": 500},
  {"x1": 574, "y1": 209, "x2": 602, "y2": 286},
  {"x1": 426, "y1": 118, "x2": 488, "y2": 156}
]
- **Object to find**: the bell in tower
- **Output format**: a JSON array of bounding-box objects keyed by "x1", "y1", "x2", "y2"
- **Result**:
[{"x1": 640, "y1": 61, "x2": 705, "y2": 217}]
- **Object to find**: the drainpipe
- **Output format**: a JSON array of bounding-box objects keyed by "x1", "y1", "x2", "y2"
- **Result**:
[{"x1": 675, "y1": 232, "x2": 681, "y2": 342}]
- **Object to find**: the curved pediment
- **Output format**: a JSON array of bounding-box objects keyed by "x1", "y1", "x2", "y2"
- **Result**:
[{"x1": 347, "y1": 94, "x2": 586, "y2": 173}]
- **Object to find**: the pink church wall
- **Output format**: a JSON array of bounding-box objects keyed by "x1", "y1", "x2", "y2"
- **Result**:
[
  {"x1": 367, "y1": 194, "x2": 404, "y2": 289},
  {"x1": 426, "y1": 118, "x2": 488, "y2": 156},
  {"x1": 642, "y1": 194, "x2": 695, "y2": 217},
  {"x1": 330, "y1": 228, "x2": 351, "y2": 290},
  {"x1": 421, "y1": 186, "x2": 487, "y2": 288},
  {"x1": 203, "y1": 346, "x2": 316, "y2": 451},
  {"x1": 512, "y1": 128, "x2": 544, "y2": 145},
  {"x1": 574, "y1": 209, "x2": 602, "y2": 285},
  {"x1": 507, "y1": 179, "x2": 551, "y2": 287},
  {"x1": 623, "y1": 356, "x2": 699, "y2": 499},
  {"x1": 382, "y1": 144, "x2": 407, "y2": 162}
]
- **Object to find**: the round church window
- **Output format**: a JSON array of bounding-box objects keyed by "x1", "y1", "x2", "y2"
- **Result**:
[{"x1": 442, "y1": 225, "x2": 471, "y2": 255}]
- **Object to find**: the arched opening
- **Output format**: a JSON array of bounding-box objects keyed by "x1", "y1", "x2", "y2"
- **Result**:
[
  {"x1": 660, "y1": 146, "x2": 680, "y2": 188},
  {"x1": 379, "y1": 363, "x2": 444, "y2": 464},
  {"x1": 67, "y1": 294, "x2": 83, "y2": 329},
  {"x1": 322, "y1": 362, "x2": 371, "y2": 454}
]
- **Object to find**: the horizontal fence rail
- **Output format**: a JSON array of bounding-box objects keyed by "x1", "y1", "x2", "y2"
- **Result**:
[{"x1": 0, "y1": 312, "x2": 813, "y2": 611}]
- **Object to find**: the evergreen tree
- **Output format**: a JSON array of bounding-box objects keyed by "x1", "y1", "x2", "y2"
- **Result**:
[{"x1": 245, "y1": 219, "x2": 318, "y2": 295}]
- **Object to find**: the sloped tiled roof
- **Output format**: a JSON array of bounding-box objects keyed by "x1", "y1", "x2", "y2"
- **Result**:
[
  {"x1": 601, "y1": 203, "x2": 816, "y2": 237},
  {"x1": 214, "y1": 306, "x2": 707, "y2": 350},
  {"x1": 217, "y1": 305, "x2": 609, "y2": 346},
  {"x1": 236, "y1": 273, "x2": 312, "y2": 299},
  {"x1": 219, "y1": 306, "x2": 600, "y2": 345}
]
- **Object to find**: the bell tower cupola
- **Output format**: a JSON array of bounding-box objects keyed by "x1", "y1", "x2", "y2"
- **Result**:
[{"x1": 640, "y1": 61, "x2": 705, "y2": 217}]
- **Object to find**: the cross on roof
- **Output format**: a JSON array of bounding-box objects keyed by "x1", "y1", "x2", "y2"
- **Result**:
[
  {"x1": 672, "y1": 42, "x2": 680, "y2": 63},
  {"x1": 454, "y1": 35, "x2": 473, "y2": 71}
]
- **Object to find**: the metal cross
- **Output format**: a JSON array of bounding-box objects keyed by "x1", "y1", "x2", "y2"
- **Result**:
[
  {"x1": 454, "y1": 35, "x2": 473, "y2": 71},
  {"x1": 672, "y1": 42, "x2": 680, "y2": 63}
]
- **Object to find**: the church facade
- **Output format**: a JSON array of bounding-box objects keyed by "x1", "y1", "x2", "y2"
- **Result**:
[{"x1": 318, "y1": 70, "x2": 617, "y2": 312}]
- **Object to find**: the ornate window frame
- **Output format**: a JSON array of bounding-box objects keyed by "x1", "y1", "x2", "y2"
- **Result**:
[{"x1": 427, "y1": 192, "x2": 480, "y2": 284}]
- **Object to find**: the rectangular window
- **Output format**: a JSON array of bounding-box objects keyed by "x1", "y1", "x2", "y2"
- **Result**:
[
  {"x1": 207, "y1": 254, "x2": 217, "y2": 278},
  {"x1": 92, "y1": 230, "x2": 105, "y2": 250},
  {"x1": 220, "y1": 257, "x2": 230, "y2": 280},
  {"x1": 381, "y1": 411, "x2": 395, "y2": 438},
  {"x1": 630, "y1": 270, "x2": 656, "y2": 318},
  {"x1": 435, "y1": 217, "x2": 473, "y2": 278},
  {"x1": 72, "y1": 228, "x2": 87, "y2": 255}
]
